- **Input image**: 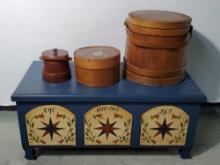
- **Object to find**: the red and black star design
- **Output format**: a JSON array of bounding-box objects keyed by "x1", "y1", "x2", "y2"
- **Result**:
[{"x1": 95, "y1": 118, "x2": 120, "y2": 139}]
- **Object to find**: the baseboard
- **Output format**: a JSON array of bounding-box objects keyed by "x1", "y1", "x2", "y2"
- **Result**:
[{"x1": 0, "y1": 106, "x2": 16, "y2": 111}]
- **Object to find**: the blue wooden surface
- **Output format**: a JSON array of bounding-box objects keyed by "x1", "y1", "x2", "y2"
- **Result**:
[
  {"x1": 11, "y1": 61, "x2": 206, "y2": 159},
  {"x1": 11, "y1": 61, "x2": 206, "y2": 103}
]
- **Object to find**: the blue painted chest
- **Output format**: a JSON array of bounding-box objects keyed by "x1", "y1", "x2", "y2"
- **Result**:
[{"x1": 11, "y1": 61, "x2": 206, "y2": 159}]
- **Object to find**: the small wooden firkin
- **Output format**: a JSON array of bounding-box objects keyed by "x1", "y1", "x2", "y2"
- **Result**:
[
  {"x1": 74, "y1": 46, "x2": 120, "y2": 87},
  {"x1": 40, "y1": 48, "x2": 72, "y2": 83}
]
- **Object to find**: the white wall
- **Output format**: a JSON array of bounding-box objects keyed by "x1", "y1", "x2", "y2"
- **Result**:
[{"x1": 0, "y1": 0, "x2": 220, "y2": 105}]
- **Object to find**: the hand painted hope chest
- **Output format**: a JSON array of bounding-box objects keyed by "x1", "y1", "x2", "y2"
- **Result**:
[{"x1": 11, "y1": 61, "x2": 206, "y2": 159}]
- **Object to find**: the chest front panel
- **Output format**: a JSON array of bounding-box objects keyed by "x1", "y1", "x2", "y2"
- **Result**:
[
  {"x1": 140, "y1": 105, "x2": 189, "y2": 146},
  {"x1": 25, "y1": 105, "x2": 76, "y2": 146},
  {"x1": 84, "y1": 105, "x2": 132, "y2": 145}
]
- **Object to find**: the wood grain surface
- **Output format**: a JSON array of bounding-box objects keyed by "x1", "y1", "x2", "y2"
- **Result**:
[
  {"x1": 40, "y1": 49, "x2": 72, "y2": 83},
  {"x1": 74, "y1": 46, "x2": 120, "y2": 87},
  {"x1": 125, "y1": 10, "x2": 191, "y2": 86}
]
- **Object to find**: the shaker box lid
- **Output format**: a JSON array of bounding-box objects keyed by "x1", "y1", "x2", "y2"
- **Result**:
[
  {"x1": 40, "y1": 48, "x2": 70, "y2": 61},
  {"x1": 127, "y1": 10, "x2": 192, "y2": 30},
  {"x1": 11, "y1": 61, "x2": 206, "y2": 103},
  {"x1": 74, "y1": 46, "x2": 120, "y2": 70}
]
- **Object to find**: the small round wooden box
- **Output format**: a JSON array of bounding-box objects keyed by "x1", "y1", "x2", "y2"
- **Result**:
[{"x1": 74, "y1": 46, "x2": 120, "y2": 87}]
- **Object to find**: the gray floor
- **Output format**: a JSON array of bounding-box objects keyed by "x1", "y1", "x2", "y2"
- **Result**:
[{"x1": 0, "y1": 106, "x2": 220, "y2": 165}]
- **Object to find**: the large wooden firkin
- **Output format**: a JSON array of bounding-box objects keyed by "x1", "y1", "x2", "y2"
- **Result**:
[
  {"x1": 125, "y1": 10, "x2": 192, "y2": 86},
  {"x1": 74, "y1": 46, "x2": 120, "y2": 87}
]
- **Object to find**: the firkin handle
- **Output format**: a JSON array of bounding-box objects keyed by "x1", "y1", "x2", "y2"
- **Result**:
[{"x1": 189, "y1": 25, "x2": 193, "y2": 37}]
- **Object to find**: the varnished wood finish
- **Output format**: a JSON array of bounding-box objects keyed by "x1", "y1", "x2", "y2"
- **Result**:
[
  {"x1": 74, "y1": 46, "x2": 120, "y2": 87},
  {"x1": 74, "y1": 46, "x2": 120, "y2": 69},
  {"x1": 75, "y1": 65, "x2": 119, "y2": 87},
  {"x1": 42, "y1": 61, "x2": 71, "y2": 83},
  {"x1": 125, "y1": 21, "x2": 191, "y2": 37},
  {"x1": 126, "y1": 61, "x2": 185, "y2": 78},
  {"x1": 125, "y1": 40, "x2": 186, "y2": 72},
  {"x1": 40, "y1": 49, "x2": 71, "y2": 61},
  {"x1": 126, "y1": 28, "x2": 190, "y2": 49},
  {"x1": 127, "y1": 10, "x2": 191, "y2": 30},
  {"x1": 125, "y1": 10, "x2": 192, "y2": 86},
  {"x1": 126, "y1": 70, "x2": 184, "y2": 86},
  {"x1": 40, "y1": 49, "x2": 72, "y2": 83}
]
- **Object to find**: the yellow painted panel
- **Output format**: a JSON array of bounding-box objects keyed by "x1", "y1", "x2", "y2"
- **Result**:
[
  {"x1": 84, "y1": 105, "x2": 132, "y2": 145},
  {"x1": 25, "y1": 105, "x2": 76, "y2": 146},
  {"x1": 140, "y1": 106, "x2": 189, "y2": 146}
]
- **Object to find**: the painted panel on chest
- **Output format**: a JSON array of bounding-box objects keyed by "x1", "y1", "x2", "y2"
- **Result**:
[
  {"x1": 140, "y1": 105, "x2": 189, "y2": 146},
  {"x1": 25, "y1": 105, "x2": 76, "y2": 146},
  {"x1": 84, "y1": 105, "x2": 132, "y2": 145}
]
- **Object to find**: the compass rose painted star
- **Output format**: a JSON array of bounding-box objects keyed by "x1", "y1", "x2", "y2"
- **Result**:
[
  {"x1": 95, "y1": 118, "x2": 119, "y2": 139},
  {"x1": 151, "y1": 118, "x2": 177, "y2": 140},
  {"x1": 38, "y1": 118, "x2": 64, "y2": 140}
]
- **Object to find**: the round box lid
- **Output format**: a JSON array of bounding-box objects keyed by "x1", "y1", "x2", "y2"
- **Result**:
[
  {"x1": 127, "y1": 10, "x2": 192, "y2": 30},
  {"x1": 74, "y1": 46, "x2": 120, "y2": 70},
  {"x1": 40, "y1": 48, "x2": 71, "y2": 61}
]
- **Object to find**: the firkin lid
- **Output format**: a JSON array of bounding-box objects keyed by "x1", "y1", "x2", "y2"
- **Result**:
[
  {"x1": 127, "y1": 10, "x2": 192, "y2": 30},
  {"x1": 40, "y1": 48, "x2": 71, "y2": 61},
  {"x1": 74, "y1": 46, "x2": 120, "y2": 70}
]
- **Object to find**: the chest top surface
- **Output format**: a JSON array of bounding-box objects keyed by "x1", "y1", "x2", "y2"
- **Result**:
[{"x1": 11, "y1": 61, "x2": 206, "y2": 103}]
